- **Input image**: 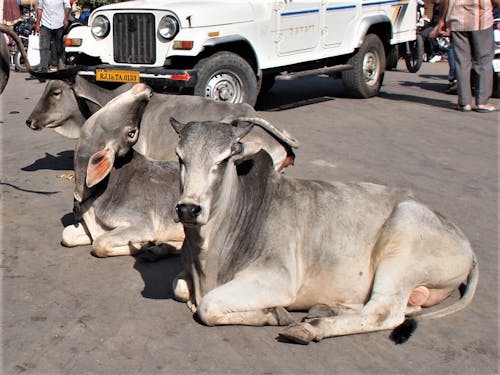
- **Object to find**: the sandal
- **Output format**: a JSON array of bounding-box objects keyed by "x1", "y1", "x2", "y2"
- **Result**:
[
  {"x1": 456, "y1": 104, "x2": 472, "y2": 112},
  {"x1": 474, "y1": 104, "x2": 497, "y2": 113}
]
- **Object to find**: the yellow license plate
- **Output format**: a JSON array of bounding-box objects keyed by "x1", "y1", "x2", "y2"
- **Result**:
[{"x1": 96, "y1": 69, "x2": 140, "y2": 83}]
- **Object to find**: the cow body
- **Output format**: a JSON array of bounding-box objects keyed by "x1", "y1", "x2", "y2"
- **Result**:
[
  {"x1": 62, "y1": 84, "x2": 183, "y2": 257},
  {"x1": 26, "y1": 77, "x2": 296, "y2": 169},
  {"x1": 171, "y1": 120, "x2": 477, "y2": 343}
]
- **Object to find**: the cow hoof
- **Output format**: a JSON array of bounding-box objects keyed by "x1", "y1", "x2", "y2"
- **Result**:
[
  {"x1": 304, "y1": 304, "x2": 336, "y2": 321},
  {"x1": 274, "y1": 306, "x2": 297, "y2": 326},
  {"x1": 279, "y1": 323, "x2": 315, "y2": 345}
]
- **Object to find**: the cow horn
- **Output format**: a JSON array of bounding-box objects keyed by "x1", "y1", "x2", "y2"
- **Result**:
[{"x1": 235, "y1": 117, "x2": 299, "y2": 148}]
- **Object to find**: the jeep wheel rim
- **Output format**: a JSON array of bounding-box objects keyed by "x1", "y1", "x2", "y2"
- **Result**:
[
  {"x1": 204, "y1": 72, "x2": 243, "y2": 103},
  {"x1": 363, "y1": 51, "x2": 379, "y2": 86}
]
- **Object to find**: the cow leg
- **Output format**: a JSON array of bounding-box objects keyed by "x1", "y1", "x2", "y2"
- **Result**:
[
  {"x1": 173, "y1": 271, "x2": 192, "y2": 303},
  {"x1": 91, "y1": 226, "x2": 155, "y2": 257},
  {"x1": 197, "y1": 271, "x2": 297, "y2": 326},
  {"x1": 61, "y1": 223, "x2": 92, "y2": 247},
  {"x1": 280, "y1": 258, "x2": 414, "y2": 344}
]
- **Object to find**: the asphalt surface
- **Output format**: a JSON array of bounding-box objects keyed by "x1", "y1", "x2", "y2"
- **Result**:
[{"x1": 1, "y1": 61, "x2": 498, "y2": 374}]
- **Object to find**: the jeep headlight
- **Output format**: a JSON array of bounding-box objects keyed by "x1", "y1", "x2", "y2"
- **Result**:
[
  {"x1": 158, "y1": 15, "x2": 179, "y2": 40},
  {"x1": 91, "y1": 15, "x2": 110, "y2": 38}
]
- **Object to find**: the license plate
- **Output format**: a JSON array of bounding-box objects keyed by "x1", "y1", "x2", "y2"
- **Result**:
[
  {"x1": 493, "y1": 59, "x2": 500, "y2": 73},
  {"x1": 96, "y1": 69, "x2": 140, "y2": 83}
]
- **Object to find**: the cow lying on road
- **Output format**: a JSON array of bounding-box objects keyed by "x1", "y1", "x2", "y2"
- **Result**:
[
  {"x1": 170, "y1": 118, "x2": 478, "y2": 344},
  {"x1": 62, "y1": 84, "x2": 299, "y2": 257},
  {"x1": 26, "y1": 75, "x2": 297, "y2": 170},
  {"x1": 61, "y1": 84, "x2": 183, "y2": 257}
]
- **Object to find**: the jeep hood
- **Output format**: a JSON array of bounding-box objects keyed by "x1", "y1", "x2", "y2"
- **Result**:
[{"x1": 94, "y1": 0, "x2": 255, "y2": 27}]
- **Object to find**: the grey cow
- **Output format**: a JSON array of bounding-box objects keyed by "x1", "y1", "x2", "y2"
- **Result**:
[
  {"x1": 62, "y1": 84, "x2": 298, "y2": 257},
  {"x1": 62, "y1": 84, "x2": 183, "y2": 257},
  {"x1": 26, "y1": 75, "x2": 296, "y2": 170},
  {"x1": 170, "y1": 119, "x2": 478, "y2": 344}
]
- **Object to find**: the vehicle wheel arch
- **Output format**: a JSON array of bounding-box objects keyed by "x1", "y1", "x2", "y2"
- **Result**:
[{"x1": 355, "y1": 17, "x2": 393, "y2": 53}]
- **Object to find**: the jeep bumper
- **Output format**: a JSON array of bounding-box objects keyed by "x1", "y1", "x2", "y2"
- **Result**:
[{"x1": 75, "y1": 65, "x2": 197, "y2": 89}]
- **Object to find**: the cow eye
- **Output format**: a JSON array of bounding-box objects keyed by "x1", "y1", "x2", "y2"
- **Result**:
[
  {"x1": 52, "y1": 89, "x2": 62, "y2": 97},
  {"x1": 127, "y1": 130, "x2": 136, "y2": 139}
]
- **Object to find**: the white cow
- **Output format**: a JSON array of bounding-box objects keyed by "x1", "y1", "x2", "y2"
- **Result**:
[{"x1": 170, "y1": 118, "x2": 478, "y2": 344}]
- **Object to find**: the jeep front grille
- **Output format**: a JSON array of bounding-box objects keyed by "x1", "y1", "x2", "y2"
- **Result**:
[{"x1": 113, "y1": 13, "x2": 156, "y2": 64}]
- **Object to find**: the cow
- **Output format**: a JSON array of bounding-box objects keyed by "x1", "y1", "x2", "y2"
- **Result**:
[
  {"x1": 62, "y1": 84, "x2": 299, "y2": 257},
  {"x1": 61, "y1": 83, "x2": 183, "y2": 258},
  {"x1": 26, "y1": 75, "x2": 297, "y2": 170},
  {"x1": 170, "y1": 118, "x2": 478, "y2": 344},
  {"x1": 26, "y1": 75, "x2": 133, "y2": 139}
]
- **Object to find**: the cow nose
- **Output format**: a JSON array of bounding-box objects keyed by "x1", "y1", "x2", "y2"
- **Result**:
[
  {"x1": 176, "y1": 203, "x2": 202, "y2": 223},
  {"x1": 26, "y1": 118, "x2": 37, "y2": 130}
]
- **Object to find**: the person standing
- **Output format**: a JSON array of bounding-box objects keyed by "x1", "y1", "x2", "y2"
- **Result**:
[
  {"x1": 35, "y1": 0, "x2": 71, "y2": 72},
  {"x1": 438, "y1": 0, "x2": 498, "y2": 112}
]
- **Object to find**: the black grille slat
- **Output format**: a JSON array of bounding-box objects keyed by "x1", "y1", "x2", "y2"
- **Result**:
[{"x1": 113, "y1": 13, "x2": 156, "y2": 64}]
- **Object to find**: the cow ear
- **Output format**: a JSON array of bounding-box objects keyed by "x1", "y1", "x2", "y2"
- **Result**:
[
  {"x1": 86, "y1": 148, "x2": 115, "y2": 188},
  {"x1": 232, "y1": 141, "x2": 262, "y2": 161},
  {"x1": 72, "y1": 75, "x2": 104, "y2": 107},
  {"x1": 170, "y1": 117, "x2": 186, "y2": 134}
]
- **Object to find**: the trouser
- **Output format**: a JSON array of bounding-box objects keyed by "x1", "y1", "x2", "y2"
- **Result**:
[
  {"x1": 447, "y1": 46, "x2": 456, "y2": 82},
  {"x1": 39, "y1": 25, "x2": 64, "y2": 70},
  {"x1": 451, "y1": 28, "x2": 494, "y2": 106}
]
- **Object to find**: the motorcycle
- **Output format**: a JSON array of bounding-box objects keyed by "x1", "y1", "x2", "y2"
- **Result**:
[
  {"x1": 493, "y1": 17, "x2": 500, "y2": 98},
  {"x1": 10, "y1": 9, "x2": 36, "y2": 72},
  {"x1": 386, "y1": 0, "x2": 425, "y2": 73}
]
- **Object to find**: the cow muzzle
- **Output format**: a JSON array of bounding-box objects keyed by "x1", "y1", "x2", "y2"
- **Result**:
[
  {"x1": 26, "y1": 118, "x2": 42, "y2": 130},
  {"x1": 175, "y1": 203, "x2": 202, "y2": 225}
]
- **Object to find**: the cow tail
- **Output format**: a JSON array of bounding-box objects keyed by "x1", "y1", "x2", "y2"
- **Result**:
[
  {"x1": 415, "y1": 252, "x2": 479, "y2": 322},
  {"x1": 390, "y1": 253, "x2": 478, "y2": 344}
]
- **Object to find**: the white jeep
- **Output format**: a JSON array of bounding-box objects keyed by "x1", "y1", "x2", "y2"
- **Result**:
[{"x1": 65, "y1": 0, "x2": 417, "y2": 106}]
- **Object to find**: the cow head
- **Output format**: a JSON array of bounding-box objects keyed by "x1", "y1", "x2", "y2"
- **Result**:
[
  {"x1": 26, "y1": 79, "x2": 86, "y2": 139},
  {"x1": 171, "y1": 118, "x2": 262, "y2": 226},
  {"x1": 26, "y1": 74, "x2": 127, "y2": 139},
  {"x1": 73, "y1": 83, "x2": 152, "y2": 202}
]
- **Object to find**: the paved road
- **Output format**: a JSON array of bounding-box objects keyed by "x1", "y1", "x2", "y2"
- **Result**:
[{"x1": 1, "y1": 62, "x2": 498, "y2": 374}]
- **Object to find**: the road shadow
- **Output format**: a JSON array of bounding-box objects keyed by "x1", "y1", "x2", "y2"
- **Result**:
[
  {"x1": 22, "y1": 150, "x2": 74, "y2": 171},
  {"x1": 133, "y1": 255, "x2": 182, "y2": 300},
  {"x1": 256, "y1": 76, "x2": 343, "y2": 111},
  {"x1": 60, "y1": 212, "x2": 75, "y2": 227},
  {"x1": 380, "y1": 74, "x2": 455, "y2": 109},
  {"x1": 0, "y1": 181, "x2": 59, "y2": 195}
]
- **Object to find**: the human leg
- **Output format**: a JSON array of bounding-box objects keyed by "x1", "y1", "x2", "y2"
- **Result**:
[
  {"x1": 470, "y1": 27, "x2": 495, "y2": 108},
  {"x1": 38, "y1": 26, "x2": 51, "y2": 71},
  {"x1": 53, "y1": 27, "x2": 65, "y2": 69},
  {"x1": 451, "y1": 31, "x2": 473, "y2": 108}
]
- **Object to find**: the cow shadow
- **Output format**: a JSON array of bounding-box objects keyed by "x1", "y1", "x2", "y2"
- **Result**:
[
  {"x1": 133, "y1": 254, "x2": 182, "y2": 300},
  {"x1": 256, "y1": 76, "x2": 341, "y2": 111},
  {"x1": 22, "y1": 150, "x2": 74, "y2": 172}
]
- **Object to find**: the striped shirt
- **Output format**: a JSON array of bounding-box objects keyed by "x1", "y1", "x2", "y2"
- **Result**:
[
  {"x1": 446, "y1": 0, "x2": 494, "y2": 31},
  {"x1": 38, "y1": 0, "x2": 71, "y2": 30}
]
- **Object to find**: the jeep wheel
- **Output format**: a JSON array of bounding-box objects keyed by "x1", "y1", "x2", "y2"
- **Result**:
[
  {"x1": 342, "y1": 34, "x2": 386, "y2": 98},
  {"x1": 193, "y1": 51, "x2": 258, "y2": 106}
]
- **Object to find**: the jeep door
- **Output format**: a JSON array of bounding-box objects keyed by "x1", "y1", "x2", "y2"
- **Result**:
[{"x1": 275, "y1": 0, "x2": 321, "y2": 55}]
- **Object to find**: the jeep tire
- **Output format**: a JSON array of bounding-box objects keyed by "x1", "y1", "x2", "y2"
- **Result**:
[
  {"x1": 193, "y1": 51, "x2": 258, "y2": 106},
  {"x1": 342, "y1": 34, "x2": 386, "y2": 98}
]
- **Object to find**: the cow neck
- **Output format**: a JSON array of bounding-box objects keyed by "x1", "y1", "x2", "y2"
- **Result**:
[{"x1": 192, "y1": 151, "x2": 276, "y2": 299}]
